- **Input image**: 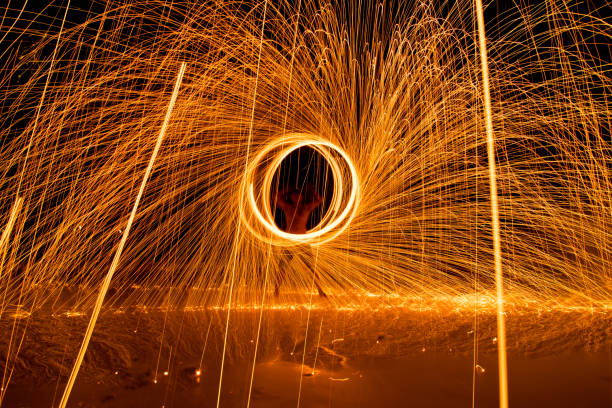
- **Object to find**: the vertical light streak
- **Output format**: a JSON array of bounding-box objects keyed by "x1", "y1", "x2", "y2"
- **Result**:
[
  {"x1": 248, "y1": 3, "x2": 301, "y2": 405},
  {"x1": 153, "y1": 300, "x2": 170, "y2": 383},
  {"x1": 296, "y1": 287, "x2": 315, "y2": 408},
  {"x1": 245, "y1": 248, "x2": 270, "y2": 408},
  {"x1": 57, "y1": 62, "x2": 186, "y2": 408},
  {"x1": 281, "y1": 0, "x2": 302, "y2": 131},
  {"x1": 474, "y1": 1, "x2": 508, "y2": 408},
  {"x1": 310, "y1": 316, "x2": 324, "y2": 375},
  {"x1": 296, "y1": 249, "x2": 321, "y2": 408},
  {"x1": 197, "y1": 319, "x2": 214, "y2": 375},
  {"x1": 216, "y1": 2, "x2": 267, "y2": 407}
]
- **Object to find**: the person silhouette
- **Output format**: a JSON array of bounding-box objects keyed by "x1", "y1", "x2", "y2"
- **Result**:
[{"x1": 273, "y1": 183, "x2": 327, "y2": 297}]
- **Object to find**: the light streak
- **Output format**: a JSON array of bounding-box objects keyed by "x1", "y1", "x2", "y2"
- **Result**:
[
  {"x1": 475, "y1": 1, "x2": 508, "y2": 407},
  {"x1": 246, "y1": 244, "x2": 273, "y2": 408},
  {"x1": 0, "y1": 197, "x2": 22, "y2": 258},
  {"x1": 57, "y1": 62, "x2": 186, "y2": 408},
  {"x1": 248, "y1": 3, "x2": 303, "y2": 406},
  {"x1": 216, "y1": 3, "x2": 268, "y2": 407},
  {"x1": 310, "y1": 316, "x2": 324, "y2": 375},
  {"x1": 297, "y1": 247, "x2": 322, "y2": 408},
  {"x1": 197, "y1": 319, "x2": 213, "y2": 378}
]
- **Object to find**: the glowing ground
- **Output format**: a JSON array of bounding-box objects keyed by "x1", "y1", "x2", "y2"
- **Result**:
[{"x1": 2, "y1": 294, "x2": 610, "y2": 407}]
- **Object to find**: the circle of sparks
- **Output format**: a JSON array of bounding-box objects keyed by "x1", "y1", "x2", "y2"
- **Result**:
[{"x1": 240, "y1": 133, "x2": 360, "y2": 246}]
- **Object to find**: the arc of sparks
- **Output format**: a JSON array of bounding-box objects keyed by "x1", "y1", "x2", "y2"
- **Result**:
[
  {"x1": 474, "y1": 1, "x2": 509, "y2": 407},
  {"x1": 240, "y1": 134, "x2": 360, "y2": 246},
  {"x1": 58, "y1": 62, "x2": 187, "y2": 408}
]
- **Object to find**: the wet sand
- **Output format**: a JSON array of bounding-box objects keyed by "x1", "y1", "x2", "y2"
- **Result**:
[
  {"x1": 2, "y1": 301, "x2": 611, "y2": 407},
  {"x1": 6, "y1": 352, "x2": 611, "y2": 407}
]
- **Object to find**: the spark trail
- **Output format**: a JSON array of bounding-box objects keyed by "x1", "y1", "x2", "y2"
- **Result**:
[
  {"x1": 474, "y1": 0, "x2": 508, "y2": 406},
  {"x1": 58, "y1": 62, "x2": 186, "y2": 408}
]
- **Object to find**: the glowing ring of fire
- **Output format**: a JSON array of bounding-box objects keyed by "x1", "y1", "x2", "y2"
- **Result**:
[{"x1": 240, "y1": 133, "x2": 360, "y2": 246}]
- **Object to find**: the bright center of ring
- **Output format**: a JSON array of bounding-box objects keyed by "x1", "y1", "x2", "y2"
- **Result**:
[{"x1": 240, "y1": 133, "x2": 360, "y2": 246}]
